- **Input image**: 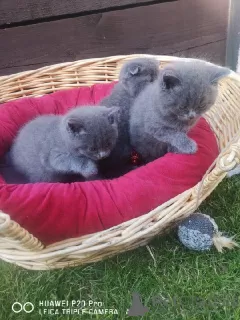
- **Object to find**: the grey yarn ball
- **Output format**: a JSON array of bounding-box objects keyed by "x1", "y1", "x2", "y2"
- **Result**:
[{"x1": 178, "y1": 213, "x2": 217, "y2": 251}]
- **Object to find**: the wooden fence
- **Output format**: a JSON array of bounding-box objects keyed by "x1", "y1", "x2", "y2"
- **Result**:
[{"x1": 0, "y1": 0, "x2": 229, "y2": 76}]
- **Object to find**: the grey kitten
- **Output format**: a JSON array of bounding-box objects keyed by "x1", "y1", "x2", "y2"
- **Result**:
[
  {"x1": 99, "y1": 57, "x2": 160, "y2": 177},
  {"x1": 10, "y1": 106, "x2": 119, "y2": 183},
  {"x1": 130, "y1": 60, "x2": 230, "y2": 163}
]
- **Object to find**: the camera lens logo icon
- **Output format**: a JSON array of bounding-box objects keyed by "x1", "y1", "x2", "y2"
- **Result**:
[{"x1": 12, "y1": 302, "x2": 34, "y2": 313}]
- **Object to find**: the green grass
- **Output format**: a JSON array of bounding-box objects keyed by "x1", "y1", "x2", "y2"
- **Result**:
[{"x1": 1, "y1": 177, "x2": 240, "y2": 320}]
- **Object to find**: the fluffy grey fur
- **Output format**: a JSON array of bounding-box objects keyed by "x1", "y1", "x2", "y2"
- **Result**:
[
  {"x1": 130, "y1": 60, "x2": 230, "y2": 163},
  {"x1": 10, "y1": 106, "x2": 119, "y2": 182},
  {"x1": 99, "y1": 57, "x2": 160, "y2": 177}
]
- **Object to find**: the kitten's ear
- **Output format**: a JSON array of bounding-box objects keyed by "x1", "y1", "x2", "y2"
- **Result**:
[
  {"x1": 107, "y1": 107, "x2": 120, "y2": 125},
  {"x1": 67, "y1": 119, "x2": 86, "y2": 134},
  {"x1": 129, "y1": 65, "x2": 141, "y2": 76},
  {"x1": 210, "y1": 65, "x2": 230, "y2": 85},
  {"x1": 162, "y1": 70, "x2": 181, "y2": 90}
]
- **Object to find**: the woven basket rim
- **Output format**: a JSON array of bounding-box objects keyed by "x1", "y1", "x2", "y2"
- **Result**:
[{"x1": 1, "y1": 54, "x2": 239, "y2": 82}]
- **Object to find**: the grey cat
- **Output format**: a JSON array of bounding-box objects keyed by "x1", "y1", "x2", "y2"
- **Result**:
[
  {"x1": 99, "y1": 57, "x2": 160, "y2": 177},
  {"x1": 130, "y1": 60, "x2": 230, "y2": 163},
  {"x1": 10, "y1": 106, "x2": 119, "y2": 183}
]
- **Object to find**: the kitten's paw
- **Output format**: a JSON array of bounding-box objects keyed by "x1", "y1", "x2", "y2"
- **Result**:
[
  {"x1": 186, "y1": 140, "x2": 198, "y2": 154},
  {"x1": 177, "y1": 139, "x2": 198, "y2": 154},
  {"x1": 81, "y1": 162, "x2": 98, "y2": 178}
]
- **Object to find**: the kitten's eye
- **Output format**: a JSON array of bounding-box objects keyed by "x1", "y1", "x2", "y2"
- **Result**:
[
  {"x1": 89, "y1": 147, "x2": 97, "y2": 152},
  {"x1": 105, "y1": 144, "x2": 112, "y2": 150},
  {"x1": 108, "y1": 115, "x2": 115, "y2": 125},
  {"x1": 211, "y1": 81, "x2": 218, "y2": 87}
]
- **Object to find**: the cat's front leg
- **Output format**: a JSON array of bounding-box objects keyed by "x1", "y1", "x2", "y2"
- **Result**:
[
  {"x1": 155, "y1": 131, "x2": 198, "y2": 155},
  {"x1": 48, "y1": 151, "x2": 98, "y2": 178}
]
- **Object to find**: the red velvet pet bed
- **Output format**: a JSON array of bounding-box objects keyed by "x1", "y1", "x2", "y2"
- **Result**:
[{"x1": 0, "y1": 82, "x2": 219, "y2": 245}]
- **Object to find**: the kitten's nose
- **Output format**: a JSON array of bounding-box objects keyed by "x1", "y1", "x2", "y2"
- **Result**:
[
  {"x1": 188, "y1": 111, "x2": 196, "y2": 120},
  {"x1": 98, "y1": 151, "x2": 109, "y2": 159}
]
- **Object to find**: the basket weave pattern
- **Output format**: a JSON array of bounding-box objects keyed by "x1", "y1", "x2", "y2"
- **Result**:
[{"x1": 0, "y1": 54, "x2": 240, "y2": 270}]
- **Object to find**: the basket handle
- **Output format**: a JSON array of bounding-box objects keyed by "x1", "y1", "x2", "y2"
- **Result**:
[
  {"x1": 218, "y1": 142, "x2": 240, "y2": 172},
  {"x1": 192, "y1": 138, "x2": 240, "y2": 203}
]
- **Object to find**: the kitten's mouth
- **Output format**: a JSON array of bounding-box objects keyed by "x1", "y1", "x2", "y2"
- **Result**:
[{"x1": 178, "y1": 116, "x2": 197, "y2": 124}]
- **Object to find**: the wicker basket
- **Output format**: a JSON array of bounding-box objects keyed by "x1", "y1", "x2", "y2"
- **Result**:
[{"x1": 0, "y1": 54, "x2": 240, "y2": 270}]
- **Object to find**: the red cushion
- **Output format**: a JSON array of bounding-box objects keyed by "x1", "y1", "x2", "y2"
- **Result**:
[{"x1": 0, "y1": 83, "x2": 219, "y2": 245}]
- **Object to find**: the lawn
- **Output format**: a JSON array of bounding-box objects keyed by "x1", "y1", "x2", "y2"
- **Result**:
[{"x1": 0, "y1": 176, "x2": 240, "y2": 320}]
